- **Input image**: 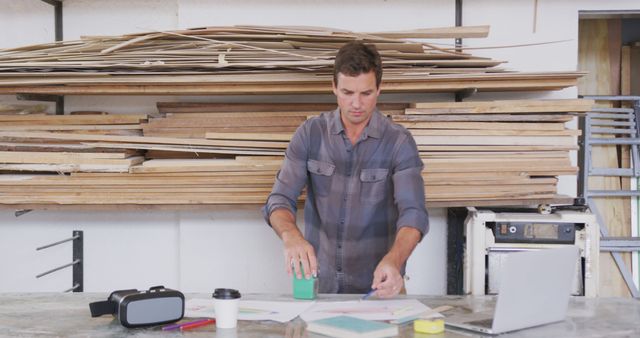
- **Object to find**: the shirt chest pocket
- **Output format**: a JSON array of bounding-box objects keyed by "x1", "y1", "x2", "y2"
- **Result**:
[
  {"x1": 359, "y1": 168, "x2": 389, "y2": 204},
  {"x1": 307, "y1": 159, "x2": 336, "y2": 197}
]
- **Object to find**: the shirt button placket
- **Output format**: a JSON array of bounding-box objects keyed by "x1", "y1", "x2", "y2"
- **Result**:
[
  {"x1": 337, "y1": 215, "x2": 345, "y2": 273},
  {"x1": 337, "y1": 135, "x2": 354, "y2": 289}
]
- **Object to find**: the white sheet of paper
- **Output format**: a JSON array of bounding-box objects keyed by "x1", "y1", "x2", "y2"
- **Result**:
[
  {"x1": 299, "y1": 299, "x2": 431, "y2": 322},
  {"x1": 185, "y1": 298, "x2": 316, "y2": 323}
]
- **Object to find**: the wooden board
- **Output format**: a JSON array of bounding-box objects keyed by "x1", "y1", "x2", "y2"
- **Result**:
[
  {"x1": 365, "y1": 25, "x2": 490, "y2": 39},
  {"x1": 578, "y1": 18, "x2": 631, "y2": 298},
  {"x1": 393, "y1": 114, "x2": 574, "y2": 123},
  {"x1": 408, "y1": 99, "x2": 593, "y2": 113},
  {"x1": 0, "y1": 114, "x2": 147, "y2": 124},
  {"x1": 412, "y1": 135, "x2": 576, "y2": 146},
  {"x1": 398, "y1": 121, "x2": 565, "y2": 131}
]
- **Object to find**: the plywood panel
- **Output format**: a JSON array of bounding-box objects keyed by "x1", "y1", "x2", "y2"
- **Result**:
[{"x1": 578, "y1": 18, "x2": 630, "y2": 297}]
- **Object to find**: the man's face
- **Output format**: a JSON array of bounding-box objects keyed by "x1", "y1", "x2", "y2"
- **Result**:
[{"x1": 332, "y1": 71, "x2": 381, "y2": 128}]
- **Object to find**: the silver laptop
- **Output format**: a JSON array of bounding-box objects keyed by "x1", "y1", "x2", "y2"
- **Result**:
[{"x1": 446, "y1": 246, "x2": 579, "y2": 335}]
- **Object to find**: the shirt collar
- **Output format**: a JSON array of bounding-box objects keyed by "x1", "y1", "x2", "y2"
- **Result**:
[
  {"x1": 329, "y1": 107, "x2": 383, "y2": 139},
  {"x1": 329, "y1": 108, "x2": 344, "y2": 135}
]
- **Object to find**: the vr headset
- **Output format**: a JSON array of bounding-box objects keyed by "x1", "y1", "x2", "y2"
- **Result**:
[{"x1": 89, "y1": 285, "x2": 184, "y2": 328}]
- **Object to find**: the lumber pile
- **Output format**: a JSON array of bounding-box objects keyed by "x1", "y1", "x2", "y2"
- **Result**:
[
  {"x1": 147, "y1": 102, "x2": 328, "y2": 139},
  {"x1": 0, "y1": 112, "x2": 146, "y2": 173},
  {"x1": 395, "y1": 99, "x2": 593, "y2": 206},
  {"x1": 147, "y1": 102, "x2": 408, "y2": 139},
  {"x1": 0, "y1": 99, "x2": 592, "y2": 208},
  {"x1": 0, "y1": 25, "x2": 583, "y2": 95},
  {"x1": 0, "y1": 169, "x2": 279, "y2": 205}
]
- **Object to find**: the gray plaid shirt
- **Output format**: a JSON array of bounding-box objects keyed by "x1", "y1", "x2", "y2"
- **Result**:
[{"x1": 263, "y1": 108, "x2": 429, "y2": 293}]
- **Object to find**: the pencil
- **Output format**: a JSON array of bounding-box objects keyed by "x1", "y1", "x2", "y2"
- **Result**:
[
  {"x1": 180, "y1": 319, "x2": 216, "y2": 331},
  {"x1": 361, "y1": 289, "x2": 376, "y2": 300}
]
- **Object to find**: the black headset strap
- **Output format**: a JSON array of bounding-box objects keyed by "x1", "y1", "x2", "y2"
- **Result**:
[{"x1": 89, "y1": 300, "x2": 116, "y2": 317}]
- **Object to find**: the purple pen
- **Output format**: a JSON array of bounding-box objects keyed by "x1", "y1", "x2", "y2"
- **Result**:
[
  {"x1": 162, "y1": 318, "x2": 210, "y2": 331},
  {"x1": 361, "y1": 289, "x2": 376, "y2": 300}
]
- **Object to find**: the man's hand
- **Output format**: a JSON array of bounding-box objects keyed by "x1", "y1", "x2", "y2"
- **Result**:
[
  {"x1": 282, "y1": 231, "x2": 318, "y2": 279},
  {"x1": 371, "y1": 256, "x2": 404, "y2": 298},
  {"x1": 370, "y1": 226, "x2": 422, "y2": 298},
  {"x1": 270, "y1": 208, "x2": 318, "y2": 279}
]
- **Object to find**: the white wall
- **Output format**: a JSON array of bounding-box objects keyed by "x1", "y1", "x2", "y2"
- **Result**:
[
  {"x1": 1, "y1": 0, "x2": 638, "y2": 295},
  {"x1": 0, "y1": 210, "x2": 180, "y2": 292}
]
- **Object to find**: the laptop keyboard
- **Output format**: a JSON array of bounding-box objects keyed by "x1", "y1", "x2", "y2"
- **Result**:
[{"x1": 466, "y1": 318, "x2": 494, "y2": 328}]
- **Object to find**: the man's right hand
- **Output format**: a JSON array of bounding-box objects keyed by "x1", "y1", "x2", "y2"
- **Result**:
[
  {"x1": 282, "y1": 231, "x2": 318, "y2": 280},
  {"x1": 270, "y1": 208, "x2": 318, "y2": 279}
]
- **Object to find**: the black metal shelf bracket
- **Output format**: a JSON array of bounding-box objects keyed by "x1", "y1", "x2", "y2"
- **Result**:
[
  {"x1": 16, "y1": 93, "x2": 64, "y2": 115},
  {"x1": 455, "y1": 0, "x2": 463, "y2": 52},
  {"x1": 452, "y1": 1, "x2": 475, "y2": 103},
  {"x1": 455, "y1": 87, "x2": 477, "y2": 102},
  {"x1": 29, "y1": 1, "x2": 64, "y2": 115},
  {"x1": 36, "y1": 230, "x2": 84, "y2": 292},
  {"x1": 447, "y1": 0, "x2": 471, "y2": 295},
  {"x1": 40, "y1": 0, "x2": 63, "y2": 42}
]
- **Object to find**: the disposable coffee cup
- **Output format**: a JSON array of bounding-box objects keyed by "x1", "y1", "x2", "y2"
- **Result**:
[
  {"x1": 215, "y1": 328, "x2": 238, "y2": 338},
  {"x1": 212, "y1": 288, "x2": 241, "y2": 329}
]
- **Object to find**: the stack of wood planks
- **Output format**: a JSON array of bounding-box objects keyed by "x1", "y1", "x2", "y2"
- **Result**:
[
  {"x1": 0, "y1": 99, "x2": 593, "y2": 208},
  {"x1": 148, "y1": 102, "x2": 330, "y2": 139},
  {"x1": 395, "y1": 99, "x2": 592, "y2": 206},
  {"x1": 0, "y1": 112, "x2": 146, "y2": 173},
  {"x1": 146, "y1": 102, "x2": 408, "y2": 139},
  {"x1": 0, "y1": 25, "x2": 583, "y2": 95}
]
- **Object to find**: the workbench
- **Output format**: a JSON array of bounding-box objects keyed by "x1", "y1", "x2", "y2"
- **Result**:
[{"x1": 0, "y1": 293, "x2": 638, "y2": 337}]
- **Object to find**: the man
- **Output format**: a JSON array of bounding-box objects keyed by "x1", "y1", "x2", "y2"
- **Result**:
[{"x1": 262, "y1": 41, "x2": 428, "y2": 297}]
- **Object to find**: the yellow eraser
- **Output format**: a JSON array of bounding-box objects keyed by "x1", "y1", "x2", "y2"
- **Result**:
[{"x1": 414, "y1": 318, "x2": 445, "y2": 334}]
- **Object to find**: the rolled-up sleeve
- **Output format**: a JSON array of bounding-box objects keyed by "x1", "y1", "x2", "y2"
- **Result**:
[
  {"x1": 392, "y1": 133, "x2": 429, "y2": 238},
  {"x1": 261, "y1": 124, "x2": 309, "y2": 226}
]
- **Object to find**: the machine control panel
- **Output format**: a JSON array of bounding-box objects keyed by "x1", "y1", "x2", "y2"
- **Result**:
[{"x1": 489, "y1": 222, "x2": 580, "y2": 244}]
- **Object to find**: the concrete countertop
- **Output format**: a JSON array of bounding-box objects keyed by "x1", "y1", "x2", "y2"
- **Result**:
[{"x1": 0, "y1": 293, "x2": 638, "y2": 337}]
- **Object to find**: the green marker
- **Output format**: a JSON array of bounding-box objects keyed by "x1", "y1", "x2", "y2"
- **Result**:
[{"x1": 292, "y1": 264, "x2": 318, "y2": 300}]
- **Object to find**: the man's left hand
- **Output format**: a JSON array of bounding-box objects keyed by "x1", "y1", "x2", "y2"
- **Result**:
[
  {"x1": 371, "y1": 256, "x2": 404, "y2": 298},
  {"x1": 370, "y1": 227, "x2": 421, "y2": 298}
]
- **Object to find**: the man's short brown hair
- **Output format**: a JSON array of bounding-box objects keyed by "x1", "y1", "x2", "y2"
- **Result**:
[{"x1": 333, "y1": 41, "x2": 382, "y2": 88}]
